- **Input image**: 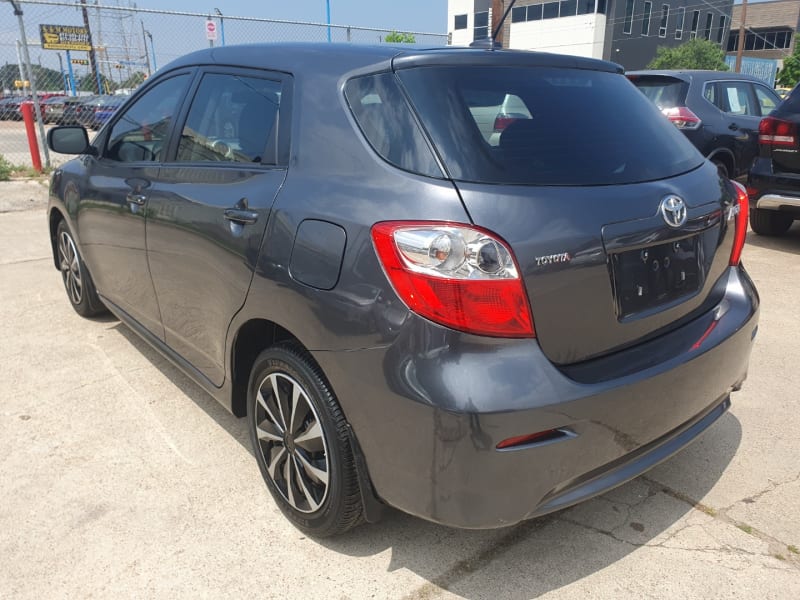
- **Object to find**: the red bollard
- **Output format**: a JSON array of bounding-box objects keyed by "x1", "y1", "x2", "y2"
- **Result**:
[{"x1": 21, "y1": 102, "x2": 43, "y2": 174}]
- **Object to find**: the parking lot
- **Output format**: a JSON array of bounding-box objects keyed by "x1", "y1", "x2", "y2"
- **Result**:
[{"x1": 1, "y1": 182, "x2": 799, "y2": 599}]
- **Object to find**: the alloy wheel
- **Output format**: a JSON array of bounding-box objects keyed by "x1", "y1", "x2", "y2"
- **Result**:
[
  {"x1": 58, "y1": 231, "x2": 82, "y2": 305},
  {"x1": 254, "y1": 372, "x2": 330, "y2": 513}
]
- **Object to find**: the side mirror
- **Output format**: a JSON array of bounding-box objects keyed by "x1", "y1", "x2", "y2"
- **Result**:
[{"x1": 47, "y1": 126, "x2": 96, "y2": 155}]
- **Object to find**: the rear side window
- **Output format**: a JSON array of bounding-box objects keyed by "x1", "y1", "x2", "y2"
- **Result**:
[
  {"x1": 176, "y1": 73, "x2": 281, "y2": 165},
  {"x1": 398, "y1": 66, "x2": 702, "y2": 186},
  {"x1": 344, "y1": 73, "x2": 442, "y2": 178},
  {"x1": 629, "y1": 75, "x2": 687, "y2": 109}
]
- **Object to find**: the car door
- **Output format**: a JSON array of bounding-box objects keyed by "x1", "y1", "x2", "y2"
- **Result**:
[
  {"x1": 145, "y1": 69, "x2": 291, "y2": 386},
  {"x1": 76, "y1": 72, "x2": 193, "y2": 338},
  {"x1": 713, "y1": 80, "x2": 762, "y2": 174}
]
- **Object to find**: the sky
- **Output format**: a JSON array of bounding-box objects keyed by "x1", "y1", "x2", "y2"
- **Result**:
[{"x1": 0, "y1": 0, "x2": 448, "y2": 90}]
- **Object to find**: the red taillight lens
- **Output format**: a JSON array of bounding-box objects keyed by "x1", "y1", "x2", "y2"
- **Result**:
[
  {"x1": 497, "y1": 429, "x2": 566, "y2": 450},
  {"x1": 493, "y1": 114, "x2": 518, "y2": 132},
  {"x1": 758, "y1": 116, "x2": 797, "y2": 146},
  {"x1": 729, "y1": 180, "x2": 749, "y2": 266},
  {"x1": 661, "y1": 106, "x2": 702, "y2": 130},
  {"x1": 371, "y1": 222, "x2": 535, "y2": 338}
]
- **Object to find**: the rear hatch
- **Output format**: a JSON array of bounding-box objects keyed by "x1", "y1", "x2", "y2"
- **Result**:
[
  {"x1": 397, "y1": 62, "x2": 737, "y2": 364},
  {"x1": 759, "y1": 86, "x2": 800, "y2": 174}
]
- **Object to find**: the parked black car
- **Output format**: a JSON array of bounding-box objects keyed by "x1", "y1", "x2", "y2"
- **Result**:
[
  {"x1": 747, "y1": 84, "x2": 800, "y2": 235},
  {"x1": 46, "y1": 44, "x2": 758, "y2": 537},
  {"x1": 0, "y1": 96, "x2": 27, "y2": 120},
  {"x1": 61, "y1": 95, "x2": 96, "y2": 126},
  {"x1": 628, "y1": 70, "x2": 782, "y2": 179}
]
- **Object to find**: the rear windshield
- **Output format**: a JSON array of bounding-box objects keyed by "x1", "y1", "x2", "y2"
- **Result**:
[
  {"x1": 628, "y1": 75, "x2": 688, "y2": 110},
  {"x1": 397, "y1": 66, "x2": 702, "y2": 186}
]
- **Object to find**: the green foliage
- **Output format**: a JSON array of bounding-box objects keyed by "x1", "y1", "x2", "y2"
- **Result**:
[
  {"x1": 120, "y1": 71, "x2": 147, "y2": 89},
  {"x1": 77, "y1": 73, "x2": 117, "y2": 94},
  {"x1": 0, "y1": 154, "x2": 12, "y2": 182},
  {"x1": 647, "y1": 39, "x2": 729, "y2": 71},
  {"x1": 777, "y1": 43, "x2": 800, "y2": 88},
  {"x1": 385, "y1": 31, "x2": 416, "y2": 44},
  {"x1": 0, "y1": 62, "x2": 65, "y2": 92}
]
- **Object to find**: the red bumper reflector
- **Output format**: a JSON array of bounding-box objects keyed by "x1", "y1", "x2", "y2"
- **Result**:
[{"x1": 497, "y1": 429, "x2": 566, "y2": 450}]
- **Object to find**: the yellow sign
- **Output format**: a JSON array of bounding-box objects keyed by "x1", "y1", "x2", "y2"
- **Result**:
[
  {"x1": 14, "y1": 80, "x2": 30, "y2": 88},
  {"x1": 39, "y1": 24, "x2": 91, "y2": 51}
]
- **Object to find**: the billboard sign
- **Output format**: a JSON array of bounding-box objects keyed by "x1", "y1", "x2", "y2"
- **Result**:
[
  {"x1": 724, "y1": 56, "x2": 779, "y2": 88},
  {"x1": 39, "y1": 24, "x2": 92, "y2": 52}
]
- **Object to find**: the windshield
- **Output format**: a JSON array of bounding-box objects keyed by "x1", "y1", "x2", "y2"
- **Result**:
[{"x1": 397, "y1": 66, "x2": 703, "y2": 186}]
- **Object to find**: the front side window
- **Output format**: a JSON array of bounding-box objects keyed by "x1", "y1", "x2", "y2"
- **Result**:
[
  {"x1": 642, "y1": 2, "x2": 653, "y2": 36},
  {"x1": 176, "y1": 73, "x2": 281, "y2": 165},
  {"x1": 105, "y1": 74, "x2": 189, "y2": 163}
]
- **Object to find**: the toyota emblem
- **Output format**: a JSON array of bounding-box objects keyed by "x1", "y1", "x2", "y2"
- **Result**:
[{"x1": 660, "y1": 195, "x2": 687, "y2": 228}]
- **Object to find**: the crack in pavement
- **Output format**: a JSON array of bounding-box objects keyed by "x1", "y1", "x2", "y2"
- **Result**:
[{"x1": 400, "y1": 516, "x2": 555, "y2": 600}]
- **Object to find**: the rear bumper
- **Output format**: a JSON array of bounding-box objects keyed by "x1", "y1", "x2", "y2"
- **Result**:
[
  {"x1": 315, "y1": 266, "x2": 759, "y2": 529},
  {"x1": 748, "y1": 157, "x2": 800, "y2": 214}
]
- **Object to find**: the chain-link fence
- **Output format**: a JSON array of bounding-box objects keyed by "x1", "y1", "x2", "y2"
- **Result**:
[{"x1": 0, "y1": 0, "x2": 448, "y2": 170}]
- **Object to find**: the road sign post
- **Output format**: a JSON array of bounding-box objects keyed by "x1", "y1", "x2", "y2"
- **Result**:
[{"x1": 206, "y1": 20, "x2": 217, "y2": 47}]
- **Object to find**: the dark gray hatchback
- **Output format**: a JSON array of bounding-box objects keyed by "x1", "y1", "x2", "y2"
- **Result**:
[{"x1": 46, "y1": 43, "x2": 758, "y2": 536}]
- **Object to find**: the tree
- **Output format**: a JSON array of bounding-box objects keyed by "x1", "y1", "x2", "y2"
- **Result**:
[
  {"x1": 77, "y1": 73, "x2": 116, "y2": 94},
  {"x1": 647, "y1": 39, "x2": 729, "y2": 71},
  {"x1": 385, "y1": 31, "x2": 415, "y2": 44},
  {"x1": 120, "y1": 71, "x2": 147, "y2": 89},
  {"x1": 777, "y1": 43, "x2": 800, "y2": 88}
]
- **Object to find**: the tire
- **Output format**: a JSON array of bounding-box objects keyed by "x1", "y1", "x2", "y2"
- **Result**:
[
  {"x1": 248, "y1": 343, "x2": 364, "y2": 537},
  {"x1": 712, "y1": 159, "x2": 730, "y2": 179},
  {"x1": 55, "y1": 220, "x2": 107, "y2": 317},
  {"x1": 749, "y1": 208, "x2": 793, "y2": 236}
]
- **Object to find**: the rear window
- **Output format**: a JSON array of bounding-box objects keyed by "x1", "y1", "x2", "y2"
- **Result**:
[
  {"x1": 398, "y1": 66, "x2": 702, "y2": 186},
  {"x1": 629, "y1": 75, "x2": 688, "y2": 109}
]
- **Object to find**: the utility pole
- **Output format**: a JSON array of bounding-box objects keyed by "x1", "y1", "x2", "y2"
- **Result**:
[
  {"x1": 491, "y1": 0, "x2": 505, "y2": 47},
  {"x1": 80, "y1": 0, "x2": 102, "y2": 94},
  {"x1": 141, "y1": 20, "x2": 151, "y2": 76},
  {"x1": 735, "y1": 0, "x2": 747, "y2": 73}
]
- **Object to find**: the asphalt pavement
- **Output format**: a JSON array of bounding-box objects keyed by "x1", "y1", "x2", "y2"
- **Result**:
[{"x1": 1, "y1": 180, "x2": 799, "y2": 599}]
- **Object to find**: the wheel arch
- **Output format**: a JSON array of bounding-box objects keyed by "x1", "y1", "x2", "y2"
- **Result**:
[
  {"x1": 48, "y1": 206, "x2": 66, "y2": 270},
  {"x1": 707, "y1": 148, "x2": 736, "y2": 178},
  {"x1": 229, "y1": 318, "x2": 303, "y2": 418}
]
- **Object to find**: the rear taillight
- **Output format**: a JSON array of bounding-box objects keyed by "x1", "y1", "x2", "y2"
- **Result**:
[
  {"x1": 371, "y1": 222, "x2": 535, "y2": 338},
  {"x1": 661, "y1": 106, "x2": 702, "y2": 130},
  {"x1": 493, "y1": 114, "x2": 517, "y2": 132},
  {"x1": 729, "y1": 181, "x2": 749, "y2": 266},
  {"x1": 758, "y1": 116, "x2": 797, "y2": 146}
]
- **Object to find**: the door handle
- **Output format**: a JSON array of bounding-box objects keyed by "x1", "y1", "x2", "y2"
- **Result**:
[
  {"x1": 224, "y1": 208, "x2": 259, "y2": 225},
  {"x1": 126, "y1": 192, "x2": 146, "y2": 205}
]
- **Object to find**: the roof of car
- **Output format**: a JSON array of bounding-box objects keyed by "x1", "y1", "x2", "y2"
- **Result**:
[
  {"x1": 626, "y1": 69, "x2": 767, "y2": 84},
  {"x1": 161, "y1": 42, "x2": 623, "y2": 76}
]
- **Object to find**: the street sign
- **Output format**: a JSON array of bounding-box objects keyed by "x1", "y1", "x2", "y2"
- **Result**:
[
  {"x1": 39, "y1": 24, "x2": 92, "y2": 52},
  {"x1": 205, "y1": 20, "x2": 218, "y2": 41},
  {"x1": 71, "y1": 58, "x2": 89, "y2": 65}
]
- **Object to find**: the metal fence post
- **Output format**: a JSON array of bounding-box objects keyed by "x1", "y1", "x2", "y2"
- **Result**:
[{"x1": 10, "y1": 0, "x2": 50, "y2": 168}]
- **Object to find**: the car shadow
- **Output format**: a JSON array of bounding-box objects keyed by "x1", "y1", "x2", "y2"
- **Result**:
[
  {"x1": 110, "y1": 321, "x2": 741, "y2": 598},
  {"x1": 745, "y1": 222, "x2": 800, "y2": 255}
]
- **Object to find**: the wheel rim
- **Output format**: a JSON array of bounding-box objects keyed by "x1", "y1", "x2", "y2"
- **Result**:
[
  {"x1": 254, "y1": 372, "x2": 330, "y2": 514},
  {"x1": 58, "y1": 231, "x2": 82, "y2": 305}
]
